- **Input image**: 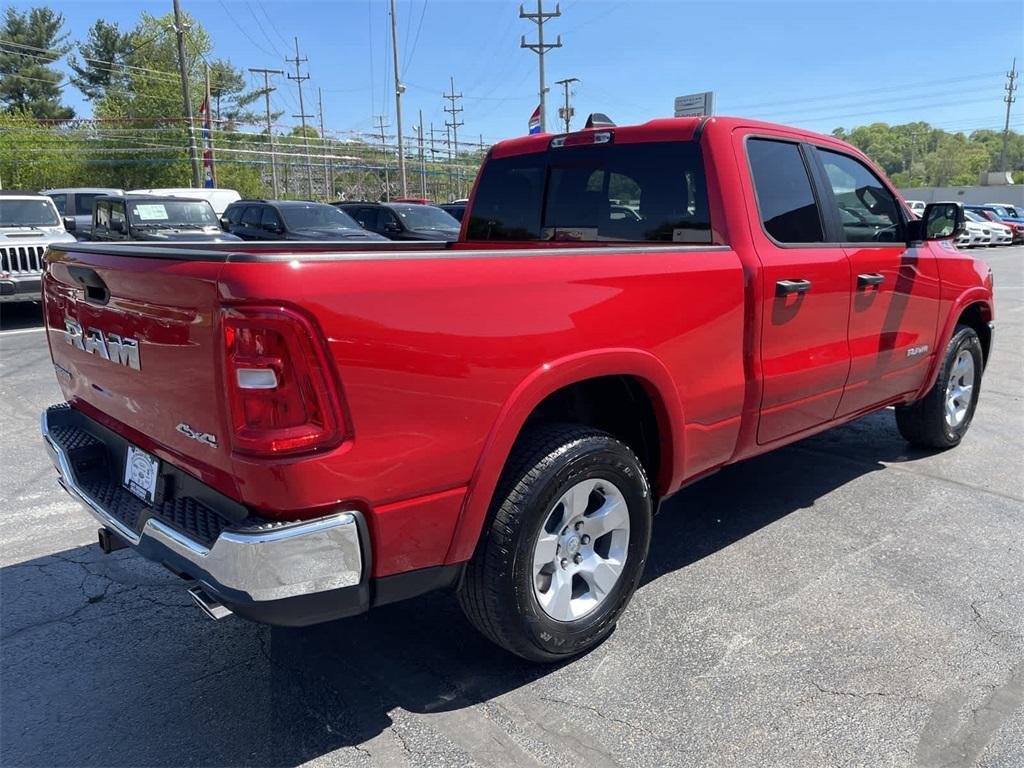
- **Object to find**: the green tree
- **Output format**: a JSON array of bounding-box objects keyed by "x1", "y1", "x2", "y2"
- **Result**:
[
  {"x1": 0, "y1": 7, "x2": 74, "y2": 119},
  {"x1": 68, "y1": 19, "x2": 135, "y2": 101},
  {"x1": 289, "y1": 124, "x2": 319, "y2": 139},
  {"x1": 207, "y1": 58, "x2": 243, "y2": 121}
]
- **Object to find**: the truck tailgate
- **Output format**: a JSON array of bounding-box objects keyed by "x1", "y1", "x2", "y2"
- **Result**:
[{"x1": 43, "y1": 248, "x2": 236, "y2": 492}]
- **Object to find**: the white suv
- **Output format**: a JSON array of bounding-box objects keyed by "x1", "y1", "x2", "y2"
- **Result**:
[{"x1": 1, "y1": 192, "x2": 76, "y2": 303}]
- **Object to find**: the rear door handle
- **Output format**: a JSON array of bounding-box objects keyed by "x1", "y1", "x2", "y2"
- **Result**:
[
  {"x1": 775, "y1": 279, "x2": 812, "y2": 296},
  {"x1": 857, "y1": 273, "x2": 885, "y2": 288}
]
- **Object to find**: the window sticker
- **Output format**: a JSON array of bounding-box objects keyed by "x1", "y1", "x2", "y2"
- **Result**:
[{"x1": 134, "y1": 204, "x2": 169, "y2": 220}]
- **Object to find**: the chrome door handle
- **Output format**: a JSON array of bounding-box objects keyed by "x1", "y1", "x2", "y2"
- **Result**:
[
  {"x1": 776, "y1": 279, "x2": 812, "y2": 296},
  {"x1": 857, "y1": 273, "x2": 885, "y2": 288}
]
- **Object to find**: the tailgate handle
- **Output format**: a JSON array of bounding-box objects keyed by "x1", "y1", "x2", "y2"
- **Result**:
[{"x1": 67, "y1": 266, "x2": 110, "y2": 305}]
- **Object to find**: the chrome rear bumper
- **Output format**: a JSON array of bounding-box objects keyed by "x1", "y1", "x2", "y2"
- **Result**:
[{"x1": 42, "y1": 405, "x2": 368, "y2": 622}]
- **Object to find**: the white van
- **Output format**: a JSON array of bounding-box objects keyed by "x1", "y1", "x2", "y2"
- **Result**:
[{"x1": 127, "y1": 188, "x2": 241, "y2": 216}]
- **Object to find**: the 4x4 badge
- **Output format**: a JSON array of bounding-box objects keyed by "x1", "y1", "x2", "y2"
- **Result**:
[{"x1": 176, "y1": 423, "x2": 218, "y2": 448}]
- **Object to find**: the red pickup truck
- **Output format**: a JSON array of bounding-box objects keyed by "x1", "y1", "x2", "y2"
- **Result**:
[{"x1": 41, "y1": 116, "x2": 993, "y2": 661}]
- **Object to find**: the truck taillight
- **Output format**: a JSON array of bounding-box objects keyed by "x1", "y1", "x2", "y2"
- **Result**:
[{"x1": 222, "y1": 306, "x2": 346, "y2": 456}]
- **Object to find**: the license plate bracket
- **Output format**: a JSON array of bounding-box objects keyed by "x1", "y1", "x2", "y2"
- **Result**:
[{"x1": 123, "y1": 444, "x2": 159, "y2": 505}]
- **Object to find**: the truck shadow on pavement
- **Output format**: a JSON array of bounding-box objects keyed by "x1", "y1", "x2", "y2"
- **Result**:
[{"x1": 0, "y1": 409, "x2": 932, "y2": 766}]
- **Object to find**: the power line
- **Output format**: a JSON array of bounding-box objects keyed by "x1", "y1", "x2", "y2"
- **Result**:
[
  {"x1": 519, "y1": 0, "x2": 562, "y2": 133},
  {"x1": 727, "y1": 71, "x2": 1005, "y2": 113}
]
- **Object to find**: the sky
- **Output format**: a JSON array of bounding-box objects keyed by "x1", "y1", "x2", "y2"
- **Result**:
[{"x1": 8, "y1": 0, "x2": 1024, "y2": 144}]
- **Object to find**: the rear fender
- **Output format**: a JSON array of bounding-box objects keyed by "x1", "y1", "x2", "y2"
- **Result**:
[{"x1": 443, "y1": 348, "x2": 684, "y2": 565}]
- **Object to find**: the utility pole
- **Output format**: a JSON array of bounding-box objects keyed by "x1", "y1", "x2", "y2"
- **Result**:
[
  {"x1": 1000, "y1": 58, "x2": 1018, "y2": 174},
  {"x1": 519, "y1": 0, "x2": 562, "y2": 133},
  {"x1": 554, "y1": 76, "x2": 578, "y2": 133},
  {"x1": 418, "y1": 109, "x2": 426, "y2": 198},
  {"x1": 318, "y1": 88, "x2": 331, "y2": 199},
  {"x1": 249, "y1": 67, "x2": 284, "y2": 197},
  {"x1": 443, "y1": 76, "x2": 464, "y2": 200},
  {"x1": 429, "y1": 122, "x2": 441, "y2": 200},
  {"x1": 375, "y1": 115, "x2": 391, "y2": 200},
  {"x1": 389, "y1": 0, "x2": 408, "y2": 197},
  {"x1": 172, "y1": 0, "x2": 201, "y2": 187},
  {"x1": 204, "y1": 62, "x2": 217, "y2": 187},
  {"x1": 286, "y1": 37, "x2": 315, "y2": 199}
]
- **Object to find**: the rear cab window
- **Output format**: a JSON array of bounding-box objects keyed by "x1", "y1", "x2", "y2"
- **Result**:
[{"x1": 466, "y1": 139, "x2": 712, "y2": 243}]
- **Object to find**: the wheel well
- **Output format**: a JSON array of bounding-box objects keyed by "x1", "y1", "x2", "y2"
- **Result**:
[
  {"x1": 958, "y1": 302, "x2": 992, "y2": 366},
  {"x1": 523, "y1": 375, "x2": 665, "y2": 488}
]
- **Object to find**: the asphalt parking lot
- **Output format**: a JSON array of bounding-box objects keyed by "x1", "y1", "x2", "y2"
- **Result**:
[{"x1": 1, "y1": 247, "x2": 1022, "y2": 768}]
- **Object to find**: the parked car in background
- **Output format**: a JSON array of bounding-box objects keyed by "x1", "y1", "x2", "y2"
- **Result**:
[
  {"x1": 222, "y1": 200, "x2": 388, "y2": 241},
  {"x1": 336, "y1": 201, "x2": 461, "y2": 241},
  {"x1": 965, "y1": 210, "x2": 1012, "y2": 246},
  {"x1": 1, "y1": 191, "x2": 76, "y2": 302},
  {"x1": 957, "y1": 216, "x2": 991, "y2": 248},
  {"x1": 41, "y1": 187, "x2": 123, "y2": 239},
  {"x1": 127, "y1": 187, "x2": 241, "y2": 216},
  {"x1": 966, "y1": 205, "x2": 1024, "y2": 243},
  {"x1": 983, "y1": 203, "x2": 1022, "y2": 218},
  {"x1": 392, "y1": 197, "x2": 432, "y2": 204},
  {"x1": 439, "y1": 203, "x2": 466, "y2": 222},
  {"x1": 89, "y1": 195, "x2": 241, "y2": 242},
  {"x1": 905, "y1": 199, "x2": 926, "y2": 217}
]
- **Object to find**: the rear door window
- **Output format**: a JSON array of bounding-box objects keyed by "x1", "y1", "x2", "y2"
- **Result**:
[
  {"x1": 467, "y1": 140, "x2": 712, "y2": 243},
  {"x1": 746, "y1": 138, "x2": 825, "y2": 243}
]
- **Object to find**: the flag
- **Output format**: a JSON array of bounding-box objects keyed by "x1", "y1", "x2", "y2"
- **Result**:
[
  {"x1": 198, "y1": 96, "x2": 214, "y2": 188},
  {"x1": 528, "y1": 105, "x2": 541, "y2": 135}
]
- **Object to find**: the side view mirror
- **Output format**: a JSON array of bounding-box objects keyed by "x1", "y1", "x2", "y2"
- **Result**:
[
  {"x1": 263, "y1": 221, "x2": 284, "y2": 233},
  {"x1": 384, "y1": 221, "x2": 401, "y2": 233},
  {"x1": 906, "y1": 202, "x2": 965, "y2": 243},
  {"x1": 110, "y1": 219, "x2": 125, "y2": 234},
  {"x1": 62, "y1": 216, "x2": 76, "y2": 232},
  {"x1": 220, "y1": 216, "x2": 230, "y2": 229}
]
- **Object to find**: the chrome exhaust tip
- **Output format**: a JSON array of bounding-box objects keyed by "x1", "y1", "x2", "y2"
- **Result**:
[{"x1": 187, "y1": 583, "x2": 233, "y2": 621}]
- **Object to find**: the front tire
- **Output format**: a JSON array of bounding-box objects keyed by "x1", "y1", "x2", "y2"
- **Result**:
[
  {"x1": 895, "y1": 324, "x2": 983, "y2": 449},
  {"x1": 458, "y1": 424, "x2": 653, "y2": 662}
]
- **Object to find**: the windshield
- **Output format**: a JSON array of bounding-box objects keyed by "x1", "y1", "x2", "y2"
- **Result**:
[
  {"x1": 281, "y1": 204, "x2": 360, "y2": 230},
  {"x1": 0, "y1": 199, "x2": 60, "y2": 227},
  {"x1": 127, "y1": 200, "x2": 218, "y2": 227},
  {"x1": 390, "y1": 204, "x2": 460, "y2": 231},
  {"x1": 965, "y1": 211, "x2": 986, "y2": 223}
]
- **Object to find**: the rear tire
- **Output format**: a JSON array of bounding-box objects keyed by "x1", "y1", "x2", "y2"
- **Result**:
[
  {"x1": 895, "y1": 324, "x2": 983, "y2": 449},
  {"x1": 457, "y1": 424, "x2": 653, "y2": 662}
]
